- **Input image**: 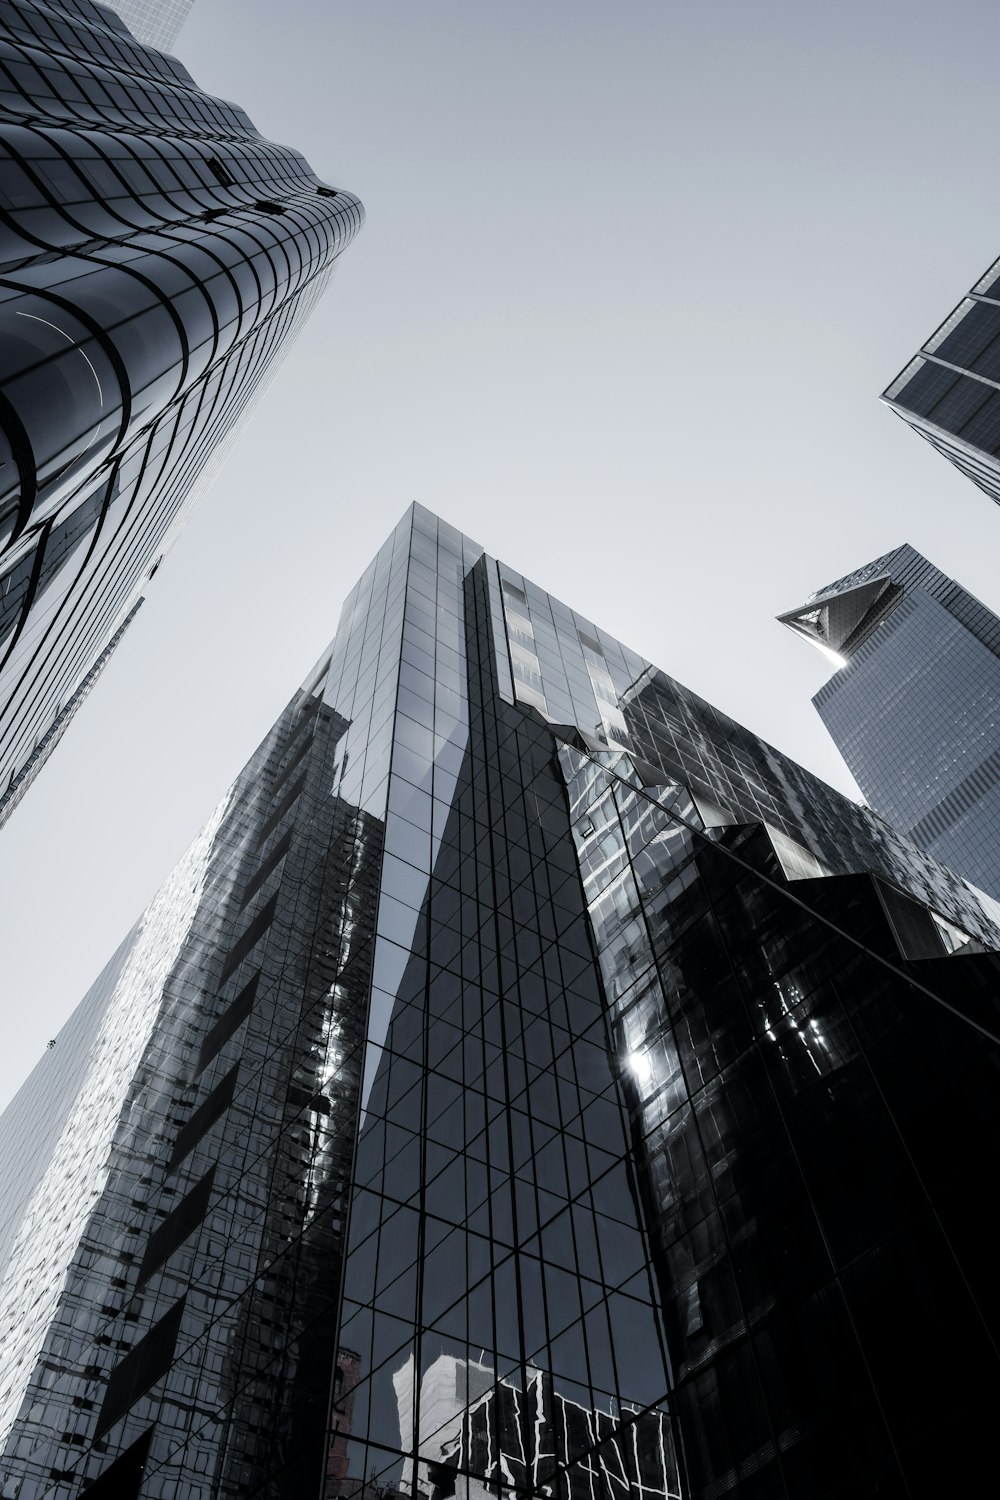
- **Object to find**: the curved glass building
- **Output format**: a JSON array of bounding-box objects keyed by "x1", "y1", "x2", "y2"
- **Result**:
[
  {"x1": 2, "y1": 506, "x2": 999, "y2": 1499},
  {"x1": 0, "y1": 0, "x2": 362, "y2": 822}
]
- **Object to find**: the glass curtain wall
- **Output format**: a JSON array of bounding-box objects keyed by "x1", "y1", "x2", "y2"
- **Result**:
[{"x1": 2, "y1": 507, "x2": 999, "y2": 1499}]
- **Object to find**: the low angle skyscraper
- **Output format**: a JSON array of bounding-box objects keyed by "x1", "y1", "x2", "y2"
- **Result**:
[
  {"x1": 1, "y1": 505, "x2": 998, "y2": 1499},
  {"x1": 0, "y1": 0, "x2": 362, "y2": 825},
  {"x1": 882, "y1": 253, "x2": 1000, "y2": 506},
  {"x1": 780, "y1": 543, "x2": 1000, "y2": 900}
]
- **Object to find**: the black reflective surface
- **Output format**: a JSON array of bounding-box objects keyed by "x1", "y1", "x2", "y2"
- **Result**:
[{"x1": 560, "y1": 745, "x2": 1000, "y2": 1496}]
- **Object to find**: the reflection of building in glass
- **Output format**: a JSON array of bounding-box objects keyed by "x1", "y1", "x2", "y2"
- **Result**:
[
  {"x1": 328, "y1": 1349, "x2": 365, "y2": 1496},
  {"x1": 0, "y1": 0, "x2": 362, "y2": 821},
  {"x1": 0, "y1": 684, "x2": 381, "y2": 1496},
  {"x1": 779, "y1": 543, "x2": 1000, "y2": 899},
  {"x1": 2, "y1": 506, "x2": 1000, "y2": 1497},
  {"x1": 883, "y1": 254, "x2": 1000, "y2": 508},
  {"x1": 392, "y1": 1354, "x2": 680, "y2": 1500},
  {"x1": 392, "y1": 1353, "x2": 496, "y2": 1500}
]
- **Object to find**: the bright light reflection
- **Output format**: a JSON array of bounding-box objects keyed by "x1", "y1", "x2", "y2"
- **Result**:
[
  {"x1": 815, "y1": 642, "x2": 849, "y2": 670},
  {"x1": 628, "y1": 1050, "x2": 653, "y2": 1085}
]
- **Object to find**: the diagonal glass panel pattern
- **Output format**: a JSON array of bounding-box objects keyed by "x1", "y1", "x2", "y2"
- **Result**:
[
  {"x1": 100, "y1": 0, "x2": 195, "y2": 53},
  {"x1": 333, "y1": 544, "x2": 679, "y2": 1500}
]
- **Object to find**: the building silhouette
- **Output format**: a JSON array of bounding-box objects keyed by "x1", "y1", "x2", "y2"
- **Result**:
[
  {"x1": 0, "y1": 0, "x2": 362, "y2": 822},
  {"x1": 883, "y1": 252, "x2": 1000, "y2": 508},
  {"x1": 2, "y1": 506, "x2": 999, "y2": 1497},
  {"x1": 780, "y1": 542, "x2": 1000, "y2": 900}
]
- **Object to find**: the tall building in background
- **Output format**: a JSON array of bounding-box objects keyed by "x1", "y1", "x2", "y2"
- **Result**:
[
  {"x1": 883, "y1": 253, "x2": 1000, "y2": 506},
  {"x1": 0, "y1": 0, "x2": 362, "y2": 825},
  {"x1": 780, "y1": 543, "x2": 1000, "y2": 901},
  {"x1": 100, "y1": 0, "x2": 194, "y2": 53},
  {"x1": 2, "y1": 505, "x2": 1000, "y2": 1499}
]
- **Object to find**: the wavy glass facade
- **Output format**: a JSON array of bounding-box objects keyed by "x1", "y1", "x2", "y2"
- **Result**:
[
  {"x1": 882, "y1": 254, "x2": 1000, "y2": 507},
  {"x1": 0, "y1": 0, "x2": 362, "y2": 817},
  {"x1": 780, "y1": 543, "x2": 1000, "y2": 900},
  {"x1": 2, "y1": 506, "x2": 1000, "y2": 1499}
]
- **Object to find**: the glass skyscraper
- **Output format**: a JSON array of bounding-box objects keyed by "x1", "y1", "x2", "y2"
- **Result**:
[
  {"x1": 0, "y1": 0, "x2": 362, "y2": 822},
  {"x1": 882, "y1": 252, "x2": 1000, "y2": 506},
  {"x1": 2, "y1": 505, "x2": 999, "y2": 1499},
  {"x1": 780, "y1": 543, "x2": 1000, "y2": 901}
]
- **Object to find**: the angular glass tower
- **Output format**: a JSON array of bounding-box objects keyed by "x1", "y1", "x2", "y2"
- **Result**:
[
  {"x1": 2, "y1": 505, "x2": 1000, "y2": 1500},
  {"x1": 779, "y1": 543, "x2": 1000, "y2": 900},
  {"x1": 882, "y1": 254, "x2": 1000, "y2": 506},
  {"x1": 0, "y1": 0, "x2": 362, "y2": 823}
]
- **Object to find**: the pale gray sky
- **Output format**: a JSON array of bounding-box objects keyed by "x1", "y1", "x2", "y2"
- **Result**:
[{"x1": 2, "y1": 0, "x2": 1000, "y2": 1111}]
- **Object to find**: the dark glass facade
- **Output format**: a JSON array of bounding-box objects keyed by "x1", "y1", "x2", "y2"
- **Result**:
[
  {"x1": 882, "y1": 255, "x2": 1000, "y2": 506},
  {"x1": 779, "y1": 543, "x2": 1000, "y2": 900},
  {"x1": 2, "y1": 506, "x2": 1000, "y2": 1499},
  {"x1": 0, "y1": 0, "x2": 362, "y2": 815}
]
